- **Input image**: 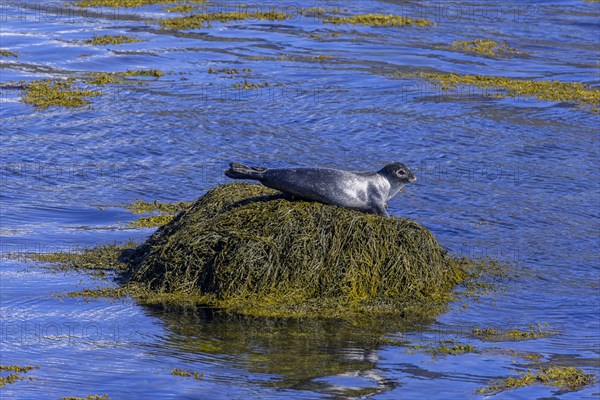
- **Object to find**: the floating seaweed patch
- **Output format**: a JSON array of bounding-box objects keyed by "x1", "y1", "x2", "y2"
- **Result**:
[
  {"x1": 122, "y1": 69, "x2": 164, "y2": 77},
  {"x1": 126, "y1": 199, "x2": 191, "y2": 227},
  {"x1": 0, "y1": 49, "x2": 18, "y2": 57},
  {"x1": 76, "y1": 0, "x2": 203, "y2": 7},
  {"x1": 233, "y1": 80, "x2": 270, "y2": 90},
  {"x1": 429, "y1": 340, "x2": 475, "y2": 356},
  {"x1": 21, "y1": 79, "x2": 101, "y2": 109},
  {"x1": 159, "y1": 11, "x2": 290, "y2": 30},
  {"x1": 16, "y1": 241, "x2": 137, "y2": 274},
  {"x1": 395, "y1": 71, "x2": 600, "y2": 111},
  {"x1": 0, "y1": 365, "x2": 39, "y2": 389},
  {"x1": 472, "y1": 323, "x2": 556, "y2": 341},
  {"x1": 450, "y1": 39, "x2": 518, "y2": 57},
  {"x1": 323, "y1": 13, "x2": 433, "y2": 27},
  {"x1": 208, "y1": 67, "x2": 252, "y2": 75},
  {"x1": 85, "y1": 35, "x2": 142, "y2": 45},
  {"x1": 166, "y1": 4, "x2": 198, "y2": 13},
  {"x1": 86, "y1": 72, "x2": 126, "y2": 86},
  {"x1": 477, "y1": 366, "x2": 596, "y2": 395},
  {"x1": 309, "y1": 31, "x2": 341, "y2": 40},
  {"x1": 171, "y1": 368, "x2": 203, "y2": 380},
  {"x1": 61, "y1": 395, "x2": 109, "y2": 400}
]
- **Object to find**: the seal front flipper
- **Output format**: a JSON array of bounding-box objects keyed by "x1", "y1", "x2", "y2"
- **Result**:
[
  {"x1": 371, "y1": 203, "x2": 389, "y2": 218},
  {"x1": 225, "y1": 162, "x2": 267, "y2": 180}
]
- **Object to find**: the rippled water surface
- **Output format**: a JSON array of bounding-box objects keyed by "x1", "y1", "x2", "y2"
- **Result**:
[{"x1": 1, "y1": 1, "x2": 599, "y2": 399}]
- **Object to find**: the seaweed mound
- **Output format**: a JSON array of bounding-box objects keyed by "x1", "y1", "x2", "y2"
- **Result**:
[{"x1": 126, "y1": 183, "x2": 466, "y2": 318}]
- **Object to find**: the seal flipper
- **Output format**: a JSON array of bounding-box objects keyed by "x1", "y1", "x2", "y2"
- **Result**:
[
  {"x1": 225, "y1": 162, "x2": 267, "y2": 180},
  {"x1": 371, "y1": 203, "x2": 389, "y2": 218}
]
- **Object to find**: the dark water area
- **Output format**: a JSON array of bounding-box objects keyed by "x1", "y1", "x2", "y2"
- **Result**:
[{"x1": 1, "y1": 0, "x2": 599, "y2": 398}]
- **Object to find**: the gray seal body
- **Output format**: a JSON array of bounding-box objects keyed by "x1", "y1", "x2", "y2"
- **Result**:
[{"x1": 224, "y1": 162, "x2": 416, "y2": 217}]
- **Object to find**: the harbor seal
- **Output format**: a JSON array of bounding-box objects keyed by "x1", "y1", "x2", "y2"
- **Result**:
[{"x1": 224, "y1": 162, "x2": 416, "y2": 217}]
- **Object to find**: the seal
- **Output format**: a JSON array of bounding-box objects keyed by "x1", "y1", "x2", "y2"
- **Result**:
[{"x1": 224, "y1": 162, "x2": 416, "y2": 217}]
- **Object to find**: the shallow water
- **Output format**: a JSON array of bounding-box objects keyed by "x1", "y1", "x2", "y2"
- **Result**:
[{"x1": 1, "y1": 1, "x2": 599, "y2": 399}]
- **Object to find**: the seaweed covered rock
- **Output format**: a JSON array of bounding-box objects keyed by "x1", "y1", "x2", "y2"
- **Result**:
[{"x1": 126, "y1": 183, "x2": 467, "y2": 318}]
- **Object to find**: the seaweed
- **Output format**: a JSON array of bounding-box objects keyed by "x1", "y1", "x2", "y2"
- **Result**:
[
  {"x1": 233, "y1": 80, "x2": 270, "y2": 90},
  {"x1": 472, "y1": 324, "x2": 556, "y2": 341},
  {"x1": 127, "y1": 199, "x2": 191, "y2": 214},
  {"x1": 76, "y1": 0, "x2": 202, "y2": 7},
  {"x1": 0, "y1": 49, "x2": 18, "y2": 57},
  {"x1": 171, "y1": 368, "x2": 203, "y2": 380},
  {"x1": 122, "y1": 69, "x2": 164, "y2": 77},
  {"x1": 126, "y1": 199, "x2": 191, "y2": 227},
  {"x1": 86, "y1": 72, "x2": 126, "y2": 86},
  {"x1": 85, "y1": 35, "x2": 141, "y2": 45},
  {"x1": 323, "y1": 14, "x2": 432, "y2": 27},
  {"x1": 396, "y1": 71, "x2": 600, "y2": 110},
  {"x1": 129, "y1": 215, "x2": 177, "y2": 228},
  {"x1": 208, "y1": 67, "x2": 252, "y2": 75},
  {"x1": 451, "y1": 39, "x2": 518, "y2": 57},
  {"x1": 477, "y1": 366, "x2": 596, "y2": 395},
  {"x1": 21, "y1": 79, "x2": 101, "y2": 109},
  {"x1": 124, "y1": 182, "x2": 473, "y2": 319},
  {"x1": 62, "y1": 395, "x2": 109, "y2": 400},
  {"x1": 0, "y1": 365, "x2": 39, "y2": 389},
  {"x1": 159, "y1": 11, "x2": 290, "y2": 30},
  {"x1": 430, "y1": 341, "x2": 475, "y2": 356},
  {"x1": 17, "y1": 241, "x2": 136, "y2": 274}
]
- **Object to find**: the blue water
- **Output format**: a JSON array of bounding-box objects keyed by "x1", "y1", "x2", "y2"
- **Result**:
[{"x1": 1, "y1": 1, "x2": 599, "y2": 398}]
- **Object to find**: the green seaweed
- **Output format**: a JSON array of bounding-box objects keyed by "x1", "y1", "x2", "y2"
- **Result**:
[
  {"x1": 166, "y1": 4, "x2": 195, "y2": 13},
  {"x1": 124, "y1": 182, "x2": 474, "y2": 319},
  {"x1": 0, "y1": 49, "x2": 18, "y2": 57},
  {"x1": 85, "y1": 35, "x2": 141, "y2": 45},
  {"x1": 0, "y1": 373, "x2": 25, "y2": 388},
  {"x1": 86, "y1": 72, "x2": 126, "y2": 86},
  {"x1": 233, "y1": 80, "x2": 270, "y2": 90},
  {"x1": 76, "y1": 0, "x2": 201, "y2": 7},
  {"x1": 431, "y1": 341, "x2": 475, "y2": 356},
  {"x1": 129, "y1": 215, "x2": 177, "y2": 227},
  {"x1": 477, "y1": 366, "x2": 596, "y2": 395},
  {"x1": 159, "y1": 11, "x2": 290, "y2": 30},
  {"x1": 396, "y1": 71, "x2": 600, "y2": 110},
  {"x1": 16, "y1": 241, "x2": 136, "y2": 274},
  {"x1": 472, "y1": 324, "x2": 556, "y2": 341},
  {"x1": 126, "y1": 199, "x2": 191, "y2": 227},
  {"x1": 172, "y1": 368, "x2": 203, "y2": 380},
  {"x1": 127, "y1": 199, "x2": 190, "y2": 214},
  {"x1": 0, "y1": 365, "x2": 39, "y2": 389},
  {"x1": 62, "y1": 395, "x2": 109, "y2": 400},
  {"x1": 22, "y1": 79, "x2": 101, "y2": 109},
  {"x1": 208, "y1": 67, "x2": 252, "y2": 75},
  {"x1": 122, "y1": 69, "x2": 164, "y2": 78},
  {"x1": 323, "y1": 14, "x2": 433, "y2": 27},
  {"x1": 451, "y1": 39, "x2": 518, "y2": 57},
  {"x1": 309, "y1": 32, "x2": 341, "y2": 40}
]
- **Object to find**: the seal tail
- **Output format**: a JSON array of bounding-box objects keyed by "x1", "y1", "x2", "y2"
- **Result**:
[{"x1": 224, "y1": 162, "x2": 267, "y2": 180}]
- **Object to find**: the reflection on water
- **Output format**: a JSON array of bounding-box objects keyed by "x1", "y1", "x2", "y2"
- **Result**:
[
  {"x1": 145, "y1": 304, "x2": 410, "y2": 397},
  {"x1": 1, "y1": 0, "x2": 599, "y2": 398}
]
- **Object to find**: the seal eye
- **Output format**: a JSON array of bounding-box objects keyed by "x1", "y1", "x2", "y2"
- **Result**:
[{"x1": 396, "y1": 169, "x2": 406, "y2": 177}]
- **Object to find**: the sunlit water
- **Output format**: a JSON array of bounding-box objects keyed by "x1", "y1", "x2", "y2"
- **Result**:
[{"x1": 1, "y1": 1, "x2": 599, "y2": 399}]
